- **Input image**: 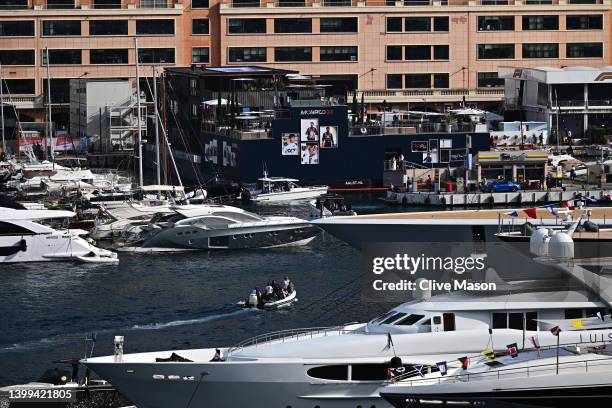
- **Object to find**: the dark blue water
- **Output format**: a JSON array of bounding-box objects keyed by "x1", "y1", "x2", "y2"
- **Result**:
[{"x1": 0, "y1": 193, "x2": 397, "y2": 386}]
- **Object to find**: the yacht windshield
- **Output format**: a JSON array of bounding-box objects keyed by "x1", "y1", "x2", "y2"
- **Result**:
[
  {"x1": 394, "y1": 314, "x2": 425, "y2": 326},
  {"x1": 380, "y1": 312, "x2": 407, "y2": 325}
]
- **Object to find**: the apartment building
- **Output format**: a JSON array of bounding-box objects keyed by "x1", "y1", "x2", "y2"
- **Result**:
[{"x1": 0, "y1": 0, "x2": 609, "y2": 129}]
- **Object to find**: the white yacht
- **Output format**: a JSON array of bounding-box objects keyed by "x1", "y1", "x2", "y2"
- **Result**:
[
  {"x1": 243, "y1": 174, "x2": 328, "y2": 203},
  {"x1": 116, "y1": 204, "x2": 318, "y2": 251},
  {"x1": 0, "y1": 207, "x2": 118, "y2": 263},
  {"x1": 380, "y1": 343, "x2": 612, "y2": 408},
  {"x1": 83, "y1": 290, "x2": 606, "y2": 408}
]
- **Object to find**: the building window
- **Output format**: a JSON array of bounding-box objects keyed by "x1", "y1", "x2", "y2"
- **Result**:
[
  {"x1": 566, "y1": 42, "x2": 603, "y2": 58},
  {"x1": 232, "y1": 0, "x2": 259, "y2": 6},
  {"x1": 189, "y1": 78, "x2": 199, "y2": 96},
  {"x1": 139, "y1": 48, "x2": 175, "y2": 64},
  {"x1": 477, "y1": 16, "x2": 514, "y2": 31},
  {"x1": 320, "y1": 46, "x2": 357, "y2": 62},
  {"x1": 522, "y1": 43, "x2": 558, "y2": 58},
  {"x1": 43, "y1": 49, "x2": 81, "y2": 65},
  {"x1": 46, "y1": 0, "x2": 74, "y2": 7},
  {"x1": 228, "y1": 18, "x2": 266, "y2": 34},
  {"x1": 433, "y1": 45, "x2": 449, "y2": 60},
  {"x1": 386, "y1": 46, "x2": 402, "y2": 61},
  {"x1": 140, "y1": 0, "x2": 168, "y2": 7},
  {"x1": 386, "y1": 17, "x2": 402, "y2": 32},
  {"x1": 0, "y1": 20, "x2": 34, "y2": 36},
  {"x1": 42, "y1": 20, "x2": 80, "y2": 36},
  {"x1": 1, "y1": 79, "x2": 35, "y2": 94},
  {"x1": 192, "y1": 47, "x2": 210, "y2": 63},
  {"x1": 192, "y1": 0, "x2": 209, "y2": 6},
  {"x1": 274, "y1": 47, "x2": 312, "y2": 62},
  {"x1": 228, "y1": 47, "x2": 266, "y2": 63},
  {"x1": 477, "y1": 72, "x2": 504, "y2": 88},
  {"x1": 433, "y1": 17, "x2": 449, "y2": 31},
  {"x1": 0, "y1": 50, "x2": 35, "y2": 66},
  {"x1": 90, "y1": 49, "x2": 128, "y2": 64},
  {"x1": 0, "y1": 0, "x2": 28, "y2": 9},
  {"x1": 136, "y1": 19, "x2": 174, "y2": 35},
  {"x1": 405, "y1": 17, "x2": 430, "y2": 32},
  {"x1": 274, "y1": 18, "x2": 312, "y2": 33},
  {"x1": 405, "y1": 45, "x2": 431, "y2": 60},
  {"x1": 405, "y1": 74, "x2": 431, "y2": 88},
  {"x1": 320, "y1": 17, "x2": 358, "y2": 33},
  {"x1": 93, "y1": 0, "x2": 122, "y2": 8},
  {"x1": 192, "y1": 18, "x2": 209, "y2": 35},
  {"x1": 433, "y1": 73, "x2": 449, "y2": 89},
  {"x1": 190, "y1": 103, "x2": 199, "y2": 119},
  {"x1": 387, "y1": 74, "x2": 402, "y2": 89},
  {"x1": 522, "y1": 15, "x2": 558, "y2": 30},
  {"x1": 477, "y1": 44, "x2": 515, "y2": 59},
  {"x1": 89, "y1": 20, "x2": 128, "y2": 35},
  {"x1": 566, "y1": 15, "x2": 603, "y2": 30}
]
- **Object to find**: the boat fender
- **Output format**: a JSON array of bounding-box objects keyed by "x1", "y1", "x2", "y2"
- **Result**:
[
  {"x1": 19, "y1": 239, "x2": 27, "y2": 252},
  {"x1": 390, "y1": 356, "x2": 403, "y2": 368},
  {"x1": 583, "y1": 220, "x2": 599, "y2": 233}
]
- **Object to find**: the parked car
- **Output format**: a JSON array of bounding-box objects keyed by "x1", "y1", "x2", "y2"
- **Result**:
[{"x1": 482, "y1": 180, "x2": 522, "y2": 193}]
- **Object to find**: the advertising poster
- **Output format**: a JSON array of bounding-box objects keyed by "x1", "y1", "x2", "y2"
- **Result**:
[
  {"x1": 205, "y1": 139, "x2": 218, "y2": 164},
  {"x1": 301, "y1": 118, "x2": 319, "y2": 142},
  {"x1": 319, "y1": 126, "x2": 338, "y2": 149},
  {"x1": 301, "y1": 142, "x2": 319, "y2": 165},
  {"x1": 281, "y1": 133, "x2": 299, "y2": 155},
  {"x1": 411, "y1": 141, "x2": 428, "y2": 152}
]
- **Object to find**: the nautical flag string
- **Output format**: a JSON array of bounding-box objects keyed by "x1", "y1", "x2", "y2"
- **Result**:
[
  {"x1": 482, "y1": 347, "x2": 496, "y2": 360},
  {"x1": 571, "y1": 319, "x2": 583, "y2": 329},
  {"x1": 505, "y1": 210, "x2": 519, "y2": 217},
  {"x1": 506, "y1": 343, "x2": 519, "y2": 358},
  {"x1": 414, "y1": 365, "x2": 426, "y2": 378},
  {"x1": 523, "y1": 208, "x2": 537, "y2": 219},
  {"x1": 597, "y1": 311, "x2": 605, "y2": 322},
  {"x1": 544, "y1": 204, "x2": 558, "y2": 217},
  {"x1": 436, "y1": 361, "x2": 448, "y2": 376},
  {"x1": 530, "y1": 336, "x2": 540, "y2": 350},
  {"x1": 384, "y1": 333, "x2": 395, "y2": 351}
]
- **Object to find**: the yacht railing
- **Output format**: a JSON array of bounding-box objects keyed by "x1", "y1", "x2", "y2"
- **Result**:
[
  {"x1": 226, "y1": 326, "x2": 360, "y2": 355},
  {"x1": 389, "y1": 339, "x2": 612, "y2": 385}
]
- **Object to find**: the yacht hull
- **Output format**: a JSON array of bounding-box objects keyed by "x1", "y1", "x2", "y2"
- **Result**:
[
  {"x1": 0, "y1": 233, "x2": 113, "y2": 263},
  {"x1": 252, "y1": 187, "x2": 328, "y2": 203}
]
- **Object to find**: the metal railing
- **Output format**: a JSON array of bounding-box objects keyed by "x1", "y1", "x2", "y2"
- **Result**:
[{"x1": 227, "y1": 325, "x2": 360, "y2": 355}]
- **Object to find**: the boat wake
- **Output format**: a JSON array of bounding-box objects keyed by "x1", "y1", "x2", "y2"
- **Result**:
[
  {"x1": 0, "y1": 309, "x2": 259, "y2": 353},
  {"x1": 130, "y1": 308, "x2": 257, "y2": 330}
]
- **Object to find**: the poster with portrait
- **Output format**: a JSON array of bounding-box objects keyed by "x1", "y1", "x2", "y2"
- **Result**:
[
  {"x1": 319, "y1": 126, "x2": 338, "y2": 149},
  {"x1": 281, "y1": 133, "x2": 300, "y2": 155},
  {"x1": 222, "y1": 141, "x2": 238, "y2": 167},
  {"x1": 205, "y1": 139, "x2": 218, "y2": 164},
  {"x1": 411, "y1": 141, "x2": 428, "y2": 152},
  {"x1": 450, "y1": 149, "x2": 467, "y2": 162},
  {"x1": 301, "y1": 118, "x2": 319, "y2": 142},
  {"x1": 423, "y1": 151, "x2": 438, "y2": 164},
  {"x1": 301, "y1": 142, "x2": 319, "y2": 165}
]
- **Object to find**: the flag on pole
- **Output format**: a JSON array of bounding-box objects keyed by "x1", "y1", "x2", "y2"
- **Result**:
[
  {"x1": 482, "y1": 348, "x2": 496, "y2": 360},
  {"x1": 506, "y1": 343, "x2": 519, "y2": 358},
  {"x1": 384, "y1": 333, "x2": 394, "y2": 351},
  {"x1": 530, "y1": 336, "x2": 541, "y2": 350},
  {"x1": 550, "y1": 325, "x2": 561, "y2": 336},
  {"x1": 436, "y1": 361, "x2": 448, "y2": 376},
  {"x1": 458, "y1": 356, "x2": 469, "y2": 370},
  {"x1": 505, "y1": 210, "x2": 519, "y2": 217},
  {"x1": 523, "y1": 208, "x2": 537, "y2": 219},
  {"x1": 544, "y1": 205, "x2": 558, "y2": 216},
  {"x1": 571, "y1": 319, "x2": 583, "y2": 329},
  {"x1": 597, "y1": 311, "x2": 605, "y2": 322},
  {"x1": 562, "y1": 201, "x2": 575, "y2": 210}
]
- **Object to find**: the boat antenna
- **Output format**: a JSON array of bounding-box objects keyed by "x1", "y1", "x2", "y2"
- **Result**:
[
  {"x1": 153, "y1": 64, "x2": 161, "y2": 199},
  {"x1": 45, "y1": 47, "x2": 54, "y2": 169},
  {"x1": 0, "y1": 64, "x2": 5, "y2": 155},
  {"x1": 134, "y1": 38, "x2": 143, "y2": 188}
]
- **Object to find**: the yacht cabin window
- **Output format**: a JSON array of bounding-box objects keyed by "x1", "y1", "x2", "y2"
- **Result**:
[
  {"x1": 0, "y1": 222, "x2": 35, "y2": 235},
  {"x1": 306, "y1": 365, "x2": 348, "y2": 380},
  {"x1": 492, "y1": 311, "x2": 538, "y2": 330},
  {"x1": 394, "y1": 314, "x2": 425, "y2": 325},
  {"x1": 380, "y1": 312, "x2": 407, "y2": 325}
]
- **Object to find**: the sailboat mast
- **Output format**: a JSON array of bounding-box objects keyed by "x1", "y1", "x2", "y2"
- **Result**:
[
  {"x1": 0, "y1": 64, "x2": 5, "y2": 155},
  {"x1": 153, "y1": 65, "x2": 161, "y2": 189},
  {"x1": 134, "y1": 38, "x2": 143, "y2": 187},
  {"x1": 45, "y1": 47, "x2": 54, "y2": 168}
]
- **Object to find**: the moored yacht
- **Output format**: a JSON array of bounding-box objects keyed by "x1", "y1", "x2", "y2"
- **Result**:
[
  {"x1": 242, "y1": 173, "x2": 328, "y2": 203},
  {"x1": 116, "y1": 204, "x2": 318, "y2": 251},
  {"x1": 83, "y1": 290, "x2": 607, "y2": 408},
  {"x1": 0, "y1": 207, "x2": 118, "y2": 263}
]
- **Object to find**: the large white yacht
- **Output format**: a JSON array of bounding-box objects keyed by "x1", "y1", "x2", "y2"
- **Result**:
[
  {"x1": 0, "y1": 207, "x2": 118, "y2": 263},
  {"x1": 82, "y1": 290, "x2": 607, "y2": 408}
]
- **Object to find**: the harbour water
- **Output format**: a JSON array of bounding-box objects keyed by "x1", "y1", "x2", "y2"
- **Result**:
[{"x1": 0, "y1": 193, "x2": 396, "y2": 386}]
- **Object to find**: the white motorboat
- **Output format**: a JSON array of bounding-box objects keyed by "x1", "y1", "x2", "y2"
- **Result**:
[
  {"x1": 116, "y1": 204, "x2": 318, "y2": 251},
  {"x1": 380, "y1": 345, "x2": 612, "y2": 408},
  {"x1": 309, "y1": 194, "x2": 357, "y2": 219},
  {"x1": 83, "y1": 289, "x2": 608, "y2": 408},
  {"x1": 0, "y1": 207, "x2": 118, "y2": 263},
  {"x1": 242, "y1": 173, "x2": 327, "y2": 203}
]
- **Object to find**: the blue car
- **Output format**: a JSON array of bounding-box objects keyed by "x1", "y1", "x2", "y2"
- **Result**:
[{"x1": 482, "y1": 180, "x2": 522, "y2": 193}]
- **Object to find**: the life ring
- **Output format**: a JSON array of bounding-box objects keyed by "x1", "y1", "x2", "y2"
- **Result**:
[{"x1": 360, "y1": 126, "x2": 368, "y2": 135}]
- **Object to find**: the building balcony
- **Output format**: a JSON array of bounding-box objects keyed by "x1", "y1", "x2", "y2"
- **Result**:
[
  {"x1": 349, "y1": 88, "x2": 504, "y2": 104},
  {"x1": 0, "y1": 94, "x2": 44, "y2": 109},
  {"x1": 1, "y1": 0, "x2": 182, "y2": 11}
]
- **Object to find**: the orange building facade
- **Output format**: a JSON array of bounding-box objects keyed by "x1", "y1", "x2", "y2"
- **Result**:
[{"x1": 0, "y1": 0, "x2": 610, "y2": 122}]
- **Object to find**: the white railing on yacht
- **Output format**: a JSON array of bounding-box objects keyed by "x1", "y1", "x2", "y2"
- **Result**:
[{"x1": 227, "y1": 326, "x2": 359, "y2": 355}]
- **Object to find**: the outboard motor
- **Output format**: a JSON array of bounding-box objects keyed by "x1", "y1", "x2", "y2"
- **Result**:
[
  {"x1": 114, "y1": 336, "x2": 124, "y2": 363},
  {"x1": 248, "y1": 290, "x2": 258, "y2": 307}
]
